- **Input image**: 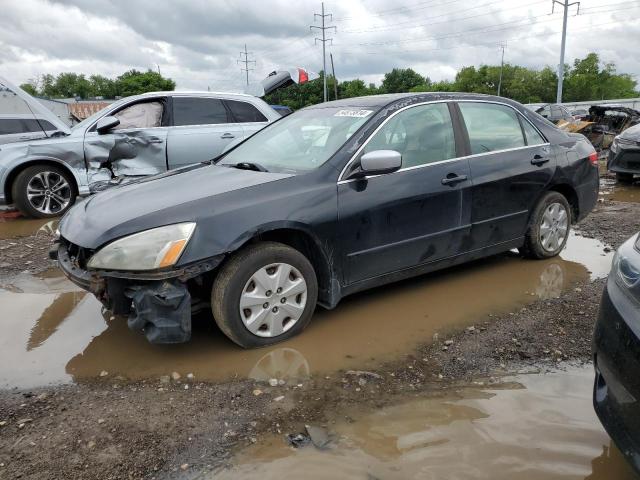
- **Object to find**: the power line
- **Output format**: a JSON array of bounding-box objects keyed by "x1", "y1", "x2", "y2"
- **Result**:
[
  {"x1": 310, "y1": 2, "x2": 336, "y2": 102},
  {"x1": 340, "y1": 0, "x2": 546, "y2": 34},
  {"x1": 237, "y1": 44, "x2": 256, "y2": 85},
  {"x1": 334, "y1": 0, "x2": 464, "y2": 21}
]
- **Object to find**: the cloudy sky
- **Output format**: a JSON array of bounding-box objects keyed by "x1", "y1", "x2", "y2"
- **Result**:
[{"x1": 1, "y1": 0, "x2": 638, "y2": 93}]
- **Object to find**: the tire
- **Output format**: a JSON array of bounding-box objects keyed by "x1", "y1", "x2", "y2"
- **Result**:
[
  {"x1": 11, "y1": 165, "x2": 77, "y2": 218},
  {"x1": 616, "y1": 172, "x2": 634, "y2": 183},
  {"x1": 520, "y1": 191, "x2": 571, "y2": 260},
  {"x1": 211, "y1": 242, "x2": 318, "y2": 348}
]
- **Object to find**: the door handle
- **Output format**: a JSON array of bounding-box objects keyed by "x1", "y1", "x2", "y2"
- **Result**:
[
  {"x1": 531, "y1": 154, "x2": 550, "y2": 166},
  {"x1": 147, "y1": 137, "x2": 164, "y2": 144},
  {"x1": 441, "y1": 173, "x2": 468, "y2": 186},
  {"x1": 221, "y1": 133, "x2": 235, "y2": 139}
]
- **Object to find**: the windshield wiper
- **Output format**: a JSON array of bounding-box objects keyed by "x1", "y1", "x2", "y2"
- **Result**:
[{"x1": 229, "y1": 162, "x2": 269, "y2": 172}]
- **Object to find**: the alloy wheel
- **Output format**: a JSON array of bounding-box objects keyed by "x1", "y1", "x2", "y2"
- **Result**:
[
  {"x1": 26, "y1": 171, "x2": 71, "y2": 215},
  {"x1": 239, "y1": 263, "x2": 308, "y2": 338},
  {"x1": 539, "y1": 202, "x2": 569, "y2": 252}
]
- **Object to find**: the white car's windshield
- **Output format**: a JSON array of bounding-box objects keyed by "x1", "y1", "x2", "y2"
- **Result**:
[{"x1": 218, "y1": 106, "x2": 375, "y2": 173}]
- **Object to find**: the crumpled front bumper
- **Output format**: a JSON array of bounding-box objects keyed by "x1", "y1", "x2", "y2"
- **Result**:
[{"x1": 52, "y1": 242, "x2": 222, "y2": 344}]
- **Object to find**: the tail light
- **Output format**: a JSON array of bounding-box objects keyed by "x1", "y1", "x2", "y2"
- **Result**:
[{"x1": 588, "y1": 151, "x2": 598, "y2": 166}]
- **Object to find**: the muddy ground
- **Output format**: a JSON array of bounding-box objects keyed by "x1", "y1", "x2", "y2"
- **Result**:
[{"x1": 0, "y1": 194, "x2": 639, "y2": 479}]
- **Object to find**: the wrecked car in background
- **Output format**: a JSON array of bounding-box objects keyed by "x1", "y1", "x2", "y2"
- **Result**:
[
  {"x1": 608, "y1": 123, "x2": 640, "y2": 182},
  {"x1": 558, "y1": 104, "x2": 640, "y2": 152},
  {"x1": 525, "y1": 103, "x2": 575, "y2": 124},
  {"x1": 54, "y1": 93, "x2": 599, "y2": 348},
  {"x1": 0, "y1": 70, "x2": 315, "y2": 218}
]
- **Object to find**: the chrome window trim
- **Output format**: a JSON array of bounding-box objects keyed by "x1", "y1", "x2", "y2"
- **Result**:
[{"x1": 337, "y1": 98, "x2": 550, "y2": 184}]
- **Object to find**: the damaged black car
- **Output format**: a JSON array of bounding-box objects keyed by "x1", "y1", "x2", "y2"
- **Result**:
[
  {"x1": 53, "y1": 93, "x2": 599, "y2": 348},
  {"x1": 609, "y1": 123, "x2": 640, "y2": 183}
]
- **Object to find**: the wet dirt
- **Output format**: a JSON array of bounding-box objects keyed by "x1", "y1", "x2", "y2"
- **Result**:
[
  {"x1": 211, "y1": 366, "x2": 636, "y2": 480},
  {"x1": 0, "y1": 230, "x2": 613, "y2": 390}
]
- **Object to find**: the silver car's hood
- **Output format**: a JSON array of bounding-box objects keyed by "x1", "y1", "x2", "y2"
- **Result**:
[{"x1": 0, "y1": 76, "x2": 72, "y2": 135}]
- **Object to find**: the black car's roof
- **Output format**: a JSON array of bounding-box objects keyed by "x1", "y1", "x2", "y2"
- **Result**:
[{"x1": 305, "y1": 92, "x2": 522, "y2": 111}]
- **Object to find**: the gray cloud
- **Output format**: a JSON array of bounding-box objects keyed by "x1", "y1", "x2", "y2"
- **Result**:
[{"x1": 0, "y1": 0, "x2": 636, "y2": 93}]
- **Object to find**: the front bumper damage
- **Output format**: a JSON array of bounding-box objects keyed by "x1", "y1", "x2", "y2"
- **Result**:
[{"x1": 53, "y1": 241, "x2": 223, "y2": 344}]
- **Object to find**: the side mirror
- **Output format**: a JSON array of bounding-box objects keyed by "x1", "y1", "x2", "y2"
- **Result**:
[
  {"x1": 351, "y1": 150, "x2": 402, "y2": 178},
  {"x1": 96, "y1": 116, "x2": 120, "y2": 134}
]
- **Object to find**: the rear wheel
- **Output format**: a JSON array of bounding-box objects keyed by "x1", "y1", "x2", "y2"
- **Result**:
[
  {"x1": 520, "y1": 191, "x2": 571, "y2": 259},
  {"x1": 11, "y1": 165, "x2": 76, "y2": 218},
  {"x1": 616, "y1": 172, "x2": 634, "y2": 183},
  {"x1": 211, "y1": 242, "x2": 318, "y2": 348}
]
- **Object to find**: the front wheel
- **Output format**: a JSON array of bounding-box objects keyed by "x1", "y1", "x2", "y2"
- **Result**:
[
  {"x1": 11, "y1": 165, "x2": 76, "y2": 218},
  {"x1": 520, "y1": 191, "x2": 571, "y2": 259},
  {"x1": 211, "y1": 242, "x2": 318, "y2": 348}
]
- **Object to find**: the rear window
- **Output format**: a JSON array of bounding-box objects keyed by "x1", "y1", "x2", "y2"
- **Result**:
[
  {"x1": 173, "y1": 97, "x2": 229, "y2": 126},
  {"x1": 226, "y1": 100, "x2": 268, "y2": 123},
  {"x1": 23, "y1": 119, "x2": 56, "y2": 132}
]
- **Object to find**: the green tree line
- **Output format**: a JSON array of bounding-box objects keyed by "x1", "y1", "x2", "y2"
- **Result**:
[
  {"x1": 266, "y1": 52, "x2": 638, "y2": 109},
  {"x1": 20, "y1": 69, "x2": 176, "y2": 99}
]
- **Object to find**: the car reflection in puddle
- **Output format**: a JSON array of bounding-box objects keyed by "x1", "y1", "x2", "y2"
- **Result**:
[
  {"x1": 211, "y1": 367, "x2": 636, "y2": 480},
  {"x1": 0, "y1": 230, "x2": 613, "y2": 389},
  {"x1": 599, "y1": 177, "x2": 640, "y2": 203},
  {"x1": 0, "y1": 217, "x2": 58, "y2": 240}
]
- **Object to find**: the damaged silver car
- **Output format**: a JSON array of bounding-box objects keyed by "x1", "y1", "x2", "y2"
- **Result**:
[{"x1": 0, "y1": 70, "x2": 313, "y2": 218}]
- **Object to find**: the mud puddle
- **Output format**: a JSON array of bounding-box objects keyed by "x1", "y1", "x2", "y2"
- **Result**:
[
  {"x1": 600, "y1": 177, "x2": 640, "y2": 203},
  {"x1": 211, "y1": 366, "x2": 635, "y2": 480},
  {"x1": 0, "y1": 217, "x2": 58, "y2": 240},
  {"x1": 0, "y1": 231, "x2": 613, "y2": 390}
]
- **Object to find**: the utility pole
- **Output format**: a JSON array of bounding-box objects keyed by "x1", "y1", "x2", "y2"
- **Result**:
[
  {"x1": 497, "y1": 42, "x2": 506, "y2": 97},
  {"x1": 330, "y1": 52, "x2": 338, "y2": 100},
  {"x1": 237, "y1": 44, "x2": 256, "y2": 85},
  {"x1": 310, "y1": 2, "x2": 336, "y2": 102},
  {"x1": 552, "y1": 0, "x2": 580, "y2": 103}
]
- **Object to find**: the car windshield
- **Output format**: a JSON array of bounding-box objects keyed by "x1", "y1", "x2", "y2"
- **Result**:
[{"x1": 218, "y1": 106, "x2": 375, "y2": 173}]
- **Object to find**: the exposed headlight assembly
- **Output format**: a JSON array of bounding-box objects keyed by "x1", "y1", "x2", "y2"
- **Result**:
[{"x1": 87, "y1": 222, "x2": 196, "y2": 271}]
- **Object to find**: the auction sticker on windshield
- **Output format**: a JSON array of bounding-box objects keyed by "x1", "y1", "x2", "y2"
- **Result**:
[{"x1": 334, "y1": 110, "x2": 373, "y2": 118}]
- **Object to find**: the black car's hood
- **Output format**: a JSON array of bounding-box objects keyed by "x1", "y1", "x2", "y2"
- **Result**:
[{"x1": 60, "y1": 164, "x2": 293, "y2": 249}]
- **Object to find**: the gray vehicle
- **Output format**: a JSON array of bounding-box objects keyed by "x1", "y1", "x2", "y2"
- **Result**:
[
  {"x1": 0, "y1": 77, "x2": 284, "y2": 218},
  {"x1": 0, "y1": 114, "x2": 60, "y2": 145}
]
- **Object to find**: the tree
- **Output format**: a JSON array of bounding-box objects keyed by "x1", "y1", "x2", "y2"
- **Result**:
[
  {"x1": 380, "y1": 68, "x2": 426, "y2": 93},
  {"x1": 114, "y1": 70, "x2": 176, "y2": 97},
  {"x1": 19, "y1": 83, "x2": 38, "y2": 96},
  {"x1": 89, "y1": 74, "x2": 117, "y2": 98}
]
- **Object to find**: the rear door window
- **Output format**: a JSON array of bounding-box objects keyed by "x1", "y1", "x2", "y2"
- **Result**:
[
  {"x1": 0, "y1": 119, "x2": 25, "y2": 134},
  {"x1": 520, "y1": 118, "x2": 546, "y2": 146},
  {"x1": 173, "y1": 97, "x2": 229, "y2": 126},
  {"x1": 458, "y1": 102, "x2": 526, "y2": 154},
  {"x1": 226, "y1": 100, "x2": 268, "y2": 123},
  {"x1": 23, "y1": 119, "x2": 56, "y2": 132}
]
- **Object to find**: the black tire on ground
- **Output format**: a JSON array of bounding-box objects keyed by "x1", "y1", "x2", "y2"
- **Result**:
[
  {"x1": 520, "y1": 191, "x2": 572, "y2": 260},
  {"x1": 211, "y1": 241, "x2": 318, "y2": 348},
  {"x1": 11, "y1": 165, "x2": 77, "y2": 218},
  {"x1": 616, "y1": 172, "x2": 635, "y2": 183}
]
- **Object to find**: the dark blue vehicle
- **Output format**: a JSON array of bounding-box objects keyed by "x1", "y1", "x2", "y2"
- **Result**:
[
  {"x1": 594, "y1": 232, "x2": 640, "y2": 474},
  {"x1": 54, "y1": 93, "x2": 599, "y2": 347}
]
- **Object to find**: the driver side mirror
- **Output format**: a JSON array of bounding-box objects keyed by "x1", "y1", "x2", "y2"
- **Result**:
[
  {"x1": 96, "y1": 116, "x2": 120, "y2": 134},
  {"x1": 349, "y1": 150, "x2": 402, "y2": 179}
]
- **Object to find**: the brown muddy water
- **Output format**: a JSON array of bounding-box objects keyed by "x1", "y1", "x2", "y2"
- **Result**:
[
  {"x1": 0, "y1": 223, "x2": 613, "y2": 389},
  {"x1": 210, "y1": 366, "x2": 636, "y2": 480},
  {"x1": 600, "y1": 178, "x2": 640, "y2": 203}
]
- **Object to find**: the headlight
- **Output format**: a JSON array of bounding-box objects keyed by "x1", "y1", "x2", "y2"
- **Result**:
[
  {"x1": 611, "y1": 136, "x2": 636, "y2": 154},
  {"x1": 635, "y1": 233, "x2": 640, "y2": 252},
  {"x1": 614, "y1": 251, "x2": 640, "y2": 288},
  {"x1": 87, "y1": 222, "x2": 196, "y2": 271}
]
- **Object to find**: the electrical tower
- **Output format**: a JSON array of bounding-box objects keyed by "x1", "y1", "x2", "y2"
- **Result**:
[
  {"x1": 497, "y1": 42, "x2": 507, "y2": 97},
  {"x1": 238, "y1": 44, "x2": 256, "y2": 85},
  {"x1": 552, "y1": 0, "x2": 580, "y2": 103},
  {"x1": 310, "y1": 2, "x2": 336, "y2": 102}
]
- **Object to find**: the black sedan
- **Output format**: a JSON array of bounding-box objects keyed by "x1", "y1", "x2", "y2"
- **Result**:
[
  {"x1": 593, "y1": 232, "x2": 640, "y2": 474},
  {"x1": 53, "y1": 93, "x2": 599, "y2": 347},
  {"x1": 609, "y1": 123, "x2": 640, "y2": 183}
]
